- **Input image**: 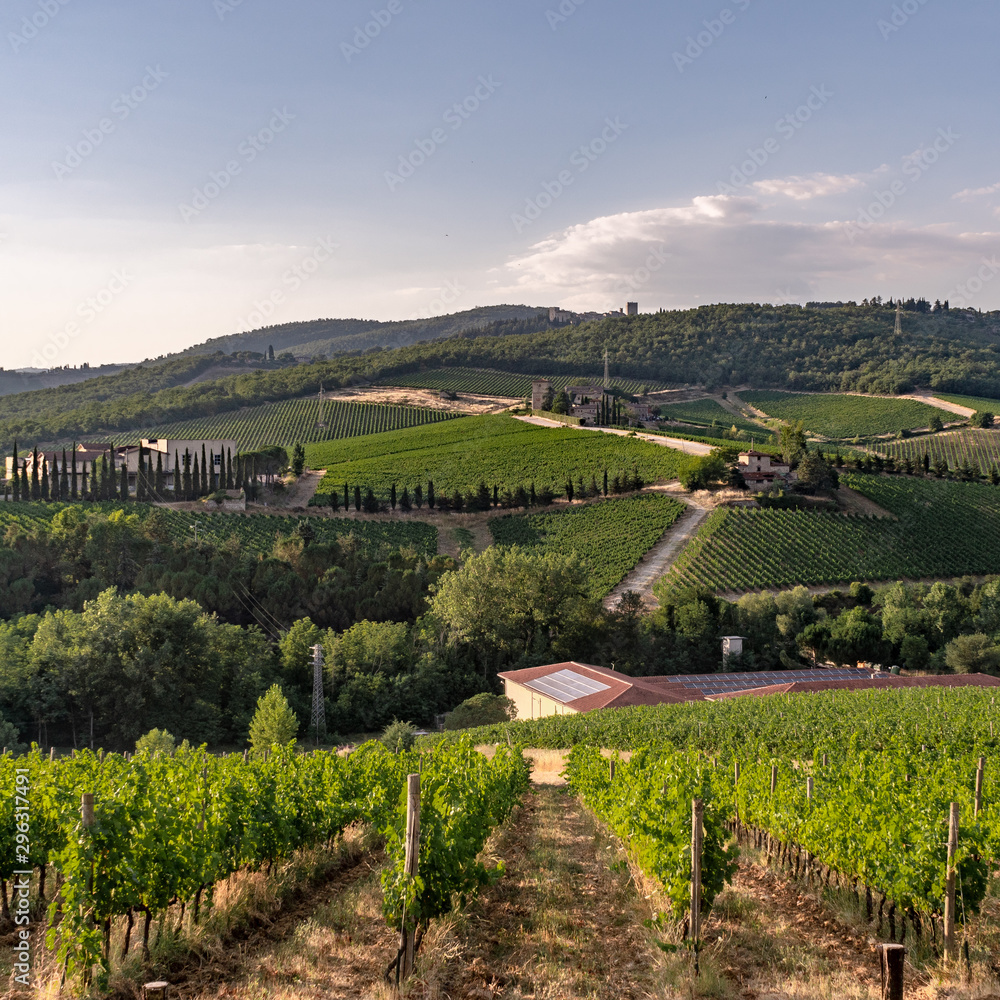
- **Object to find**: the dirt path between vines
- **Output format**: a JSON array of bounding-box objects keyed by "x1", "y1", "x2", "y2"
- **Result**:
[
  {"x1": 409, "y1": 786, "x2": 672, "y2": 1000},
  {"x1": 156, "y1": 847, "x2": 396, "y2": 1000},
  {"x1": 604, "y1": 494, "x2": 710, "y2": 608}
]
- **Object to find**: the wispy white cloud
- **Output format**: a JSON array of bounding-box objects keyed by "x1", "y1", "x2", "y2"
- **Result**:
[
  {"x1": 499, "y1": 194, "x2": 1000, "y2": 309},
  {"x1": 751, "y1": 172, "x2": 866, "y2": 201},
  {"x1": 954, "y1": 181, "x2": 1000, "y2": 200}
]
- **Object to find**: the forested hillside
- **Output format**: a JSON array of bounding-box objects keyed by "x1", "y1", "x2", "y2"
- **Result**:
[
  {"x1": 5, "y1": 302, "x2": 1000, "y2": 450},
  {"x1": 175, "y1": 304, "x2": 548, "y2": 359}
]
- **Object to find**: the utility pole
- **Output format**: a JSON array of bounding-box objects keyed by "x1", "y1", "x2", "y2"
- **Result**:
[
  {"x1": 310, "y1": 643, "x2": 326, "y2": 745},
  {"x1": 894, "y1": 299, "x2": 902, "y2": 337}
]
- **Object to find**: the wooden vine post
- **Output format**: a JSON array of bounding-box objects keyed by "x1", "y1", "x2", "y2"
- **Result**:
[
  {"x1": 975, "y1": 757, "x2": 985, "y2": 818},
  {"x1": 943, "y1": 801, "x2": 959, "y2": 963},
  {"x1": 770, "y1": 764, "x2": 778, "y2": 795},
  {"x1": 400, "y1": 773, "x2": 421, "y2": 980},
  {"x1": 690, "y1": 798, "x2": 703, "y2": 975},
  {"x1": 877, "y1": 942, "x2": 905, "y2": 1000}
]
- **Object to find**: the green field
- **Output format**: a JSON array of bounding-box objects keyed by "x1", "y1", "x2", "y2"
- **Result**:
[
  {"x1": 658, "y1": 398, "x2": 764, "y2": 436},
  {"x1": 0, "y1": 500, "x2": 438, "y2": 557},
  {"x1": 875, "y1": 428, "x2": 1000, "y2": 474},
  {"x1": 663, "y1": 473, "x2": 1000, "y2": 592},
  {"x1": 306, "y1": 415, "x2": 697, "y2": 501},
  {"x1": 107, "y1": 397, "x2": 456, "y2": 451},
  {"x1": 740, "y1": 390, "x2": 953, "y2": 439},
  {"x1": 935, "y1": 392, "x2": 1000, "y2": 413},
  {"x1": 488, "y1": 493, "x2": 686, "y2": 598},
  {"x1": 387, "y1": 367, "x2": 667, "y2": 397}
]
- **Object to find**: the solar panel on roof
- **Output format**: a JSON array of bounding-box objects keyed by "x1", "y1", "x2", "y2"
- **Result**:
[{"x1": 525, "y1": 668, "x2": 612, "y2": 704}]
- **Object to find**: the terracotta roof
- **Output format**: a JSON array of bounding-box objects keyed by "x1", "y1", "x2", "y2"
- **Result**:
[
  {"x1": 499, "y1": 662, "x2": 696, "y2": 710},
  {"x1": 707, "y1": 674, "x2": 1000, "y2": 700}
]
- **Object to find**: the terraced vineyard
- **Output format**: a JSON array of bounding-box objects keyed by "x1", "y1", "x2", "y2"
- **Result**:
[
  {"x1": 0, "y1": 501, "x2": 438, "y2": 556},
  {"x1": 307, "y1": 415, "x2": 697, "y2": 501},
  {"x1": 488, "y1": 493, "x2": 686, "y2": 598},
  {"x1": 110, "y1": 397, "x2": 456, "y2": 451},
  {"x1": 662, "y1": 473, "x2": 1000, "y2": 592},
  {"x1": 874, "y1": 428, "x2": 1000, "y2": 474},
  {"x1": 387, "y1": 367, "x2": 668, "y2": 397},
  {"x1": 741, "y1": 390, "x2": 954, "y2": 439}
]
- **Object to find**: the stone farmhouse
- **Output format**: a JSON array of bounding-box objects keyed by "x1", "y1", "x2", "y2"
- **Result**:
[
  {"x1": 738, "y1": 449, "x2": 794, "y2": 492},
  {"x1": 531, "y1": 379, "x2": 652, "y2": 426}
]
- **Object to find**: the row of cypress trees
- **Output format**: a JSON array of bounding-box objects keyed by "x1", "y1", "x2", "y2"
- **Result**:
[{"x1": 5, "y1": 442, "x2": 256, "y2": 503}]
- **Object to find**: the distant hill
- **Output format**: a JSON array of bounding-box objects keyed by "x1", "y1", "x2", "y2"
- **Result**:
[
  {"x1": 174, "y1": 305, "x2": 549, "y2": 361},
  {"x1": 0, "y1": 364, "x2": 129, "y2": 399},
  {"x1": 5, "y1": 301, "x2": 1000, "y2": 453}
]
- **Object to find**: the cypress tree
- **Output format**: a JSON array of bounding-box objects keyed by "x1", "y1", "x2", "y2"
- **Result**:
[
  {"x1": 175, "y1": 450, "x2": 181, "y2": 497},
  {"x1": 565, "y1": 480, "x2": 574, "y2": 502},
  {"x1": 603, "y1": 469, "x2": 608, "y2": 496},
  {"x1": 40, "y1": 458, "x2": 50, "y2": 500},
  {"x1": 155, "y1": 452, "x2": 164, "y2": 496},
  {"x1": 71, "y1": 447, "x2": 78, "y2": 500},
  {"x1": 30, "y1": 448, "x2": 40, "y2": 500},
  {"x1": 60, "y1": 449, "x2": 69, "y2": 499},
  {"x1": 183, "y1": 450, "x2": 192, "y2": 499},
  {"x1": 80, "y1": 465, "x2": 88, "y2": 500},
  {"x1": 136, "y1": 452, "x2": 145, "y2": 501},
  {"x1": 226, "y1": 448, "x2": 233, "y2": 490},
  {"x1": 399, "y1": 486, "x2": 411, "y2": 511},
  {"x1": 493, "y1": 484, "x2": 499, "y2": 507},
  {"x1": 390, "y1": 483, "x2": 397, "y2": 510},
  {"x1": 427, "y1": 480, "x2": 435, "y2": 509},
  {"x1": 414, "y1": 483, "x2": 423, "y2": 508},
  {"x1": 11, "y1": 442, "x2": 20, "y2": 501},
  {"x1": 529, "y1": 482, "x2": 537, "y2": 506},
  {"x1": 50, "y1": 459, "x2": 60, "y2": 500},
  {"x1": 192, "y1": 454, "x2": 201, "y2": 499},
  {"x1": 120, "y1": 461, "x2": 129, "y2": 501},
  {"x1": 353, "y1": 485, "x2": 361, "y2": 511},
  {"x1": 20, "y1": 461, "x2": 28, "y2": 500},
  {"x1": 201, "y1": 444, "x2": 208, "y2": 495}
]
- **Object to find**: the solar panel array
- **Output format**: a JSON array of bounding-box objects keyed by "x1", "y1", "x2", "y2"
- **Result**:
[
  {"x1": 525, "y1": 668, "x2": 612, "y2": 704},
  {"x1": 652, "y1": 668, "x2": 872, "y2": 697}
]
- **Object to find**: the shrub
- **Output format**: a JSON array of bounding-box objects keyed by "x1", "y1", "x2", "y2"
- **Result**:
[
  {"x1": 380, "y1": 719, "x2": 418, "y2": 753},
  {"x1": 444, "y1": 693, "x2": 517, "y2": 730},
  {"x1": 135, "y1": 728, "x2": 177, "y2": 756}
]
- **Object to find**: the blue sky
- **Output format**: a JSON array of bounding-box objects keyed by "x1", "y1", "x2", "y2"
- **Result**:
[{"x1": 3, "y1": 0, "x2": 998, "y2": 368}]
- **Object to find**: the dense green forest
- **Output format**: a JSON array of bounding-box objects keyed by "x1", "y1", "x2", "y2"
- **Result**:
[
  {"x1": 4, "y1": 302, "x2": 1000, "y2": 452},
  {"x1": 1, "y1": 489, "x2": 999, "y2": 750}
]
